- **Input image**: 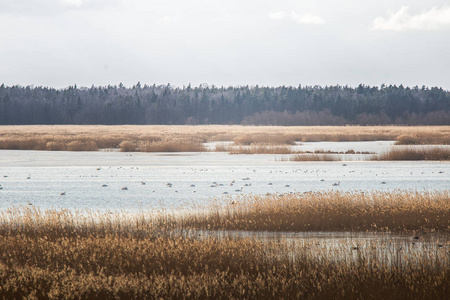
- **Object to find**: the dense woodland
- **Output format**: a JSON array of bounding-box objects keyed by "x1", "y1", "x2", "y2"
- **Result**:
[{"x1": 0, "y1": 83, "x2": 449, "y2": 125}]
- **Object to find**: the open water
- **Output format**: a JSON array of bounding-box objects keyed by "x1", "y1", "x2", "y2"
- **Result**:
[{"x1": 0, "y1": 141, "x2": 448, "y2": 212}]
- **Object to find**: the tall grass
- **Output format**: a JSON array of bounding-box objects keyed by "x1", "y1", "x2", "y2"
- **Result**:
[
  {"x1": 289, "y1": 153, "x2": 341, "y2": 161},
  {"x1": 230, "y1": 145, "x2": 293, "y2": 154},
  {"x1": 233, "y1": 134, "x2": 297, "y2": 145},
  {"x1": 395, "y1": 133, "x2": 450, "y2": 145},
  {"x1": 373, "y1": 146, "x2": 450, "y2": 161},
  {"x1": 0, "y1": 195, "x2": 448, "y2": 299},
  {"x1": 1, "y1": 125, "x2": 449, "y2": 151},
  {"x1": 184, "y1": 191, "x2": 450, "y2": 232},
  {"x1": 140, "y1": 140, "x2": 205, "y2": 152}
]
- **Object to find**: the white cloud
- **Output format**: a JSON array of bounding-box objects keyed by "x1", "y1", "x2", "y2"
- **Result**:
[
  {"x1": 62, "y1": 0, "x2": 90, "y2": 7},
  {"x1": 0, "y1": 0, "x2": 119, "y2": 14},
  {"x1": 290, "y1": 11, "x2": 325, "y2": 25},
  {"x1": 373, "y1": 6, "x2": 450, "y2": 31},
  {"x1": 158, "y1": 16, "x2": 172, "y2": 25},
  {"x1": 268, "y1": 11, "x2": 286, "y2": 20}
]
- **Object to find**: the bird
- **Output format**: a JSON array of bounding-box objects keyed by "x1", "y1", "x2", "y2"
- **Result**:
[
  {"x1": 121, "y1": 187, "x2": 128, "y2": 190},
  {"x1": 60, "y1": 192, "x2": 66, "y2": 195}
]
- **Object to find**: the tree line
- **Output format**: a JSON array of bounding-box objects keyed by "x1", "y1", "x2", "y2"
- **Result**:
[{"x1": 0, "y1": 83, "x2": 449, "y2": 125}]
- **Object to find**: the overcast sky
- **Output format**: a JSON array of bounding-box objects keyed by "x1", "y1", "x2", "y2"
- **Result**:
[{"x1": 1, "y1": 0, "x2": 449, "y2": 89}]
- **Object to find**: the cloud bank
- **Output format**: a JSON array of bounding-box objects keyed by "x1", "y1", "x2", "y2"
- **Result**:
[
  {"x1": 373, "y1": 6, "x2": 450, "y2": 31},
  {"x1": 268, "y1": 11, "x2": 325, "y2": 25}
]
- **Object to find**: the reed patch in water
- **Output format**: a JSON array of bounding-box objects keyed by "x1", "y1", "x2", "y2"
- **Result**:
[
  {"x1": 289, "y1": 153, "x2": 341, "y2": 161},
  {"x1": 230, "y1": 145, "x2": 293, "y2": 154},
  {"x1": 1, "y1": 125, "x2": 449, "y2": 151},
  {"x1": 184, "y1": 191, "x2": 450, "y2": 233},
  {"x1": 395, "y1": 133, "x2": 450, "y2": 145},
  {"x1": 141, "y1": 140, "x2": 205, "y2": 152},
  {"x1": 373, "y1": 146, "x2": 450, "y2": 161},
  {"x1": 0, "y1": 201, "x2": 448, "y2": 299}
]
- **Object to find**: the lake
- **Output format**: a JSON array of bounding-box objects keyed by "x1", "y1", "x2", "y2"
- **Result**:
[{"x1": 0, "y1": 141, "x2": 448, "y2": 212}]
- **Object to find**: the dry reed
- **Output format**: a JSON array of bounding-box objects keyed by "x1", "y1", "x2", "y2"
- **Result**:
[
  {"x1": 396, "y1": 133, "x2": 450, "y2": 145},
  {"x1": 233, "y1": 134, "x2": 297, "y2": 145},
  {"x1": 214, "y1": 143, "x2": 231, "y2": 152},
  {"x1": 0, "y1": 199, "x2": 448, "y2": 299},
  {"x1": 140, "y1": 140, "x2": 205, "y2": 152},
  {"x1": 230, "y1": 145, "x2": 293, "y2": 154},
  {"x1": 184, "y1": 191, "x2": 450, "y2": 233},
  {"x1": 373, "y1": 146, "x2": 450, "y2": 161},
  {"x1": 1, "y1": 125, "x2": 449, "y2": 152},
  {"x1": 289, "y1": 154, "x2": 341, "y2": 161}
]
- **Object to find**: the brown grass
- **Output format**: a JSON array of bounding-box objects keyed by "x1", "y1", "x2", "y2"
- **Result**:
[
  {"x1": 233, "y1": 134, "x2": 297, "y2": 145},
  {"x1": 0, "y1": 192, "x2": 449, "y2": 299},
  {"x1": 373, "y1": 146, "x2": 450, "y2": 161},
  {"x1": 214, "y1": 143, "x2": 231, "y2": 152},
  {"x1": 1, "y1": 125, "x2": 449, "y2": 152},
  {"x1": 230, "y1": 145, "x2": 293, "y2": 154},
  {"x1": 290, "y1": 154, "x2": 341, "y2": 161},
  {"x1": 396, "y1": 133, "x2": 450, "y2": 145},
  {"x1": 141, "y1": 141, "x2": 205, "y2": 152},
  {"x1": 183, "y1": 190, "x2": 450, "y2": 233}
]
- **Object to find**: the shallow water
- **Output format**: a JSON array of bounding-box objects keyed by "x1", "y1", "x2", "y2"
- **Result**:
[{"x1": 0, "y1": 143, "x2": 448, "y2": 212}]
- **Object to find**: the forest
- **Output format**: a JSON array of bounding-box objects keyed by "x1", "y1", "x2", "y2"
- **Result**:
[{"x1": 0, "y1": 83, "x2": 449, "y2": 125}]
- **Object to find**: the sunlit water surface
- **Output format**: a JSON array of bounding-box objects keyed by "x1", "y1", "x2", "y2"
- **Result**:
[{"x1": 0, "y1": 142, "x2": 448, "y2": 212}]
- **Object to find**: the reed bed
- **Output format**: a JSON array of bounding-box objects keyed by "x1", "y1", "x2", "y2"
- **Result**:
[
  {"x1": 373, "y1": 146, "x2": 450, "y2": 161},
  {"x1": 119, "y1": 140, "x2": 205, "y2": 152},
  {"x1": 1, "y1": 125, "x2": 449, "y2": 152},
  {"x1": 214, "y1": 143, "x2": 231, "y2": 152},
  {"x1": 184, "y1": 191, "x2": 450, "y2": 233},
  {"x1": 233, "y1": 134, "x2": 297, "y2": 145},
  {"x1": 289, "y1": 153, "x2": 341, "y2": 161},
  {"x1": 229, "y1": 145, "x2": 293, "y2": 154},
  {"x1": 0, "y1": 195, "x2": 449, "y2": 299},
  {"x1": 395, "y1": 133, "x2": 450, "y2": 145}
]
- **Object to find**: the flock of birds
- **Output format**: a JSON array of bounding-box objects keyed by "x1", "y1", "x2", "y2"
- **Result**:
[{"x1": 1, "y1": 164, "x2": 446, "y2": 209}]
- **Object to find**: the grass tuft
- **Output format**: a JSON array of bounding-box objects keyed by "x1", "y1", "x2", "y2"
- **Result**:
[
  {"x1": 373, "y1": 146, "x2": 450, "y2": 161},
  {"x1": 230, "y1": 145, "x2": 293, "y2": 154},
  {"x1": 290, "y1": 154, "x2": 341, "y2": 161}
]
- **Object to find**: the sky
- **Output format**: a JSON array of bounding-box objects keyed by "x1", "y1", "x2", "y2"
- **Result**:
[{"x1": 1, "y1": 0, "x2": 449, "y2": 89}]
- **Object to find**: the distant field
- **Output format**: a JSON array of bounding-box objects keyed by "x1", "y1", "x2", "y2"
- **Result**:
[{"x1": 0, "y1": 125, "x2": 449, "y2": 152}]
